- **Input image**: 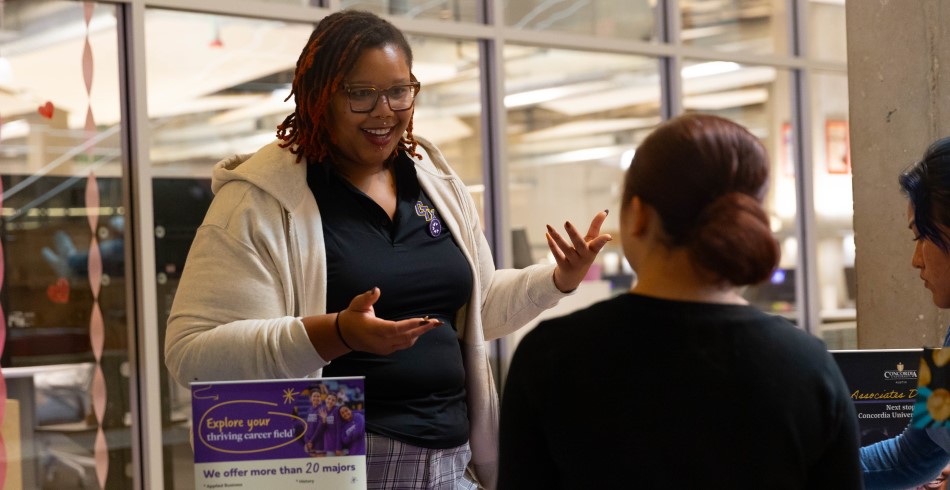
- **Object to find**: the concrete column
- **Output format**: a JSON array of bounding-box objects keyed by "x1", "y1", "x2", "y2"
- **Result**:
[{"x1": 847, "y1": 1, "x2": 950, "y2": 348}]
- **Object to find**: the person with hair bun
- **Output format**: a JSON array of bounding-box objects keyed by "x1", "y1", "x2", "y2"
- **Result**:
[
  {"x1": 498, "y1": 113, "x2": 862, "y2": 489},
  {"x1": 165, "y1": 9, "x2": 610, "y2": 489}
]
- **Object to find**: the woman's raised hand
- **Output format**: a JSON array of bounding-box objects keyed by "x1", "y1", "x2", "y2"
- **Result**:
[
  {"x1": 546, "y1": 210, "x2": 612, "y2": 293},
  {"x1": 337, "y1": 287, "x2": 441, "y2": 355}
]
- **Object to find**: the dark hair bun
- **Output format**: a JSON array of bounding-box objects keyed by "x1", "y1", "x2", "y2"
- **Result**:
[{"x1": 689, "y1": 192, "x2": 779, "y2": 285}]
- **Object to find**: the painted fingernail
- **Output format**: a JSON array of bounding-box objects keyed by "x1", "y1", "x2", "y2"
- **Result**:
[{"x1": 604, "y1": 209, "x2": 609, "y2": 215}]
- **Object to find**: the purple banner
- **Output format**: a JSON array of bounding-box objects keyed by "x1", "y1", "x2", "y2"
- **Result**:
[{"x1": 192, "y1": 377, "x2": 366, "y2": 464}]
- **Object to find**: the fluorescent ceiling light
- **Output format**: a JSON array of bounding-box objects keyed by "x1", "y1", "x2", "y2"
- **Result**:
[
  {"x1": 0, "y1": 57, "x2": 12, "y2": 85},
  {"x1": 682, "y1": 66, "x2": 777, "y2": 95},
  {"x1": 520, "y1": 117, "x2": 659, "y2": 142},
  {"x1": 512, "y1": 145, "x2": 629, "y2": 167},
  {"x1": 0, "y1": 119, "x2": 29, "y2": 141},
  {"x1": 682, "y1": 61, "x2": 741, "y2": 79},
  {"x1": 505, "y1": 80, "x2": 614, "y2": 109},
  {"x1": 683, "y1": 88, "x2": 768, "y2": 110},
  {"x1": 511, "y1": 135, "x2": 619, "y2": 157},
  {"x1": 506, "y1": 86, "x2": 575, "y2": 107},
  {"x1": 539, "y1": 84, "x2": 661, "y2": 116}
]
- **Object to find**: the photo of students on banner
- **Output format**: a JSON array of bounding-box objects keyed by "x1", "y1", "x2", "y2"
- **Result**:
[{"x1": 298, "y1": 381, "x2": 366, "y2": 457}]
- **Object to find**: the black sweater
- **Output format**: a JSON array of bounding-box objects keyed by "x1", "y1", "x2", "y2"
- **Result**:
[{"x1": 499, "y1": 293, "x2": 862, "y2": 490}]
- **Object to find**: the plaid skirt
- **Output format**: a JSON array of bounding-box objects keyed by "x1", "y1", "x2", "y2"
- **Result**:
[{"x1": 366, "y1": 433, "x2": 480, "y2": 489}]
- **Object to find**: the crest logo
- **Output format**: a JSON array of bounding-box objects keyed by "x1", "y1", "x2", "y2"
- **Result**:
[{"x1": 884, "y1": 361, "x2": 917, "y2": 380}]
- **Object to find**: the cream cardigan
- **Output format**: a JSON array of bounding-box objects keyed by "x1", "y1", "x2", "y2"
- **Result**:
[{"x1": 164, "y1": 136, "x2": 568, "y2": 488}]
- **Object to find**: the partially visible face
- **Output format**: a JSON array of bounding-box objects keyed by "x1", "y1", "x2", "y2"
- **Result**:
[
  {"x1": 330, "y1": 43, "x2": 413, "y2": 169},
  {"x1": 326, "y1": 395, "x2": 337, "y2": 409},
  {"x1": 310, "y1": 392, "x2": 321, "y2": 405},
  {"x1": 908, "y1": 202, "x2": 950, "y2": 308},
  {"x1": 340, "y1": 406, "x2": 352, "y2": 421}
]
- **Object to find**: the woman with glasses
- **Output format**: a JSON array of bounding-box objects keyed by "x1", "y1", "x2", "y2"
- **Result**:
[{"x1": 165, "y1": 9, "x2": 609, "y2": 489}]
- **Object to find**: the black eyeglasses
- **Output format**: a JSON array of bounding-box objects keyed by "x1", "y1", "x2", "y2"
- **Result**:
[{"x1": 342, "y1": 82, "x2": 421, "y2": 113}]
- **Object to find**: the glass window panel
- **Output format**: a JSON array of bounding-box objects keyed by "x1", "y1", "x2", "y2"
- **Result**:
[
  {"x1": 341, "y1": 0, "x2": 479, "y2": 23},
  {"x1": 146, "y1": 8, "x2": 482, "y2": 487},
  {"x1": 0, "y1": 1, "x2": 131, "y2": 488},
  {"x1": 807, "y1": 0, "x2": 847, "y2": 63},
  {"x1": 680, "y1": 0, "x2": 788, "y2": 55},
  {"x1": 501, "y1": 44, "x2": 661, "y2": 367},
  {"x1": 811, "y1": 70, "x2": 854, "y2": 348},
  {"x1": 681, "y1": 60, "x2": 798, "y2": 322},
  {"x1": 505, "y1": 0, "x2": 655, "y2": 41},
  {"x1": 408, "y1": 35, "x2": 483, "y2": 192}
]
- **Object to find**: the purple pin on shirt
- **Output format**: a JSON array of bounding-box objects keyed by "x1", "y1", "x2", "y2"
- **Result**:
[{"x1": 428, "y1": 217, "x2": 442, "y2": 237}]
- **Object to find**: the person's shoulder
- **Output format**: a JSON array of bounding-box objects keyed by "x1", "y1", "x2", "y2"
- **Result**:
[
  {"x1": 748, "y1": 310, "x2": 823, "y2": 344},
  {"x1": 214, "y1": 140, "x2": 309, "y2": 207},
  {"x1": 524, "y1": 295, "x2": 630, "y2": 342},
  {"x1": 410, "y1": 136, "x2": 455, "y2": 177},
  {"x1": 733, "y1": 308, "x2": 836, "y2": 366}
]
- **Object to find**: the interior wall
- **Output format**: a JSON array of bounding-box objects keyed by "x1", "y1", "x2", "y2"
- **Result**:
[{"x1": 848, "y1": 1, "x2": 950, "y2": 348}]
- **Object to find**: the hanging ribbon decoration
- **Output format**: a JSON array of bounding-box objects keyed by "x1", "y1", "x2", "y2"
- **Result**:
[
  {"x1": 0, "y1": 0, "x2": 10, "y2": 485},
  {"x1": 0, "y1": 103, "x2": 8, "y2": 490},
  {"x1": 82, "y1": 2, "x2": 109, "y2": 488}
]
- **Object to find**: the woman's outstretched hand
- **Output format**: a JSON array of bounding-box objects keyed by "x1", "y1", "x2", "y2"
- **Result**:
[
  {"x1": 338, "y1": 287, "x2": 441, "y2": 355},
  {"x1": 546, "y1": 210, "x2": 612, "y2": 293}
]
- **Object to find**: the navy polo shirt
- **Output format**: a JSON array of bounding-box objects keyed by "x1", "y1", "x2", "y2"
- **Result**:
[{"x1": 309, "y1": 153, "x2": 473, "y2": 449}]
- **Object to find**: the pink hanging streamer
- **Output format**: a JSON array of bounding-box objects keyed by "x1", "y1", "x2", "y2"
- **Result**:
[
  {"x1": 0, "y1": 149, "x2": 7, "y2": 489},
  {"x1": 83, "y1": 2, "x2": 109, "y2": 487},
  {"x1": 0, "y1": 26, "x2": 7, "y2": 487}
]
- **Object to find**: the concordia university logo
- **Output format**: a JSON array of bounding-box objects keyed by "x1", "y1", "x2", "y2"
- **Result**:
[{"x1": 884, "y1": 361, "x2": 918, "y2": 380}]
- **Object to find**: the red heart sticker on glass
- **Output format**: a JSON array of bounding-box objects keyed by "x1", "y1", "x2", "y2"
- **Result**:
[
  {"x1": 38, "y1": 101, "x2": 54, "y2": 119},
  {"x1": 47, "y1": 277, "x2": 70, "y2": 304}
]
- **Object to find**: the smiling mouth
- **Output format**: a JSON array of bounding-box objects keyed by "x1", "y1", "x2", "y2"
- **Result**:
[
  {"x1": 362, "y1": 127, "x2": 396, "y2": 149},
  {"x1": 363, "y1": 127, "x2": 393, "y2": 136}
]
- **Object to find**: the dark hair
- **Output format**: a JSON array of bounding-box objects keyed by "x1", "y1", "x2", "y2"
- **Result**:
[
  {"x1": 276, "y1": 10, "x2": 418, "y2": 163},
  {"x1": 622, "y1": 113, "x2": 779, "y2": 286},
  {"x1": 900, "y1": 136, "x2": 950, "y2": 252}
]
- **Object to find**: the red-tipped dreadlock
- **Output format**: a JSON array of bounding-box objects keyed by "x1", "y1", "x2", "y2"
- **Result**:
[{"x1": 276, "y1": 10, "x2": 420, "y2": 163}]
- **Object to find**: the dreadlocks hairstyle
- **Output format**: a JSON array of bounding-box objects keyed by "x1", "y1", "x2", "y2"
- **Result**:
[{"x1": 276, "y1": 10, "x2": 420, "y2": 163}]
